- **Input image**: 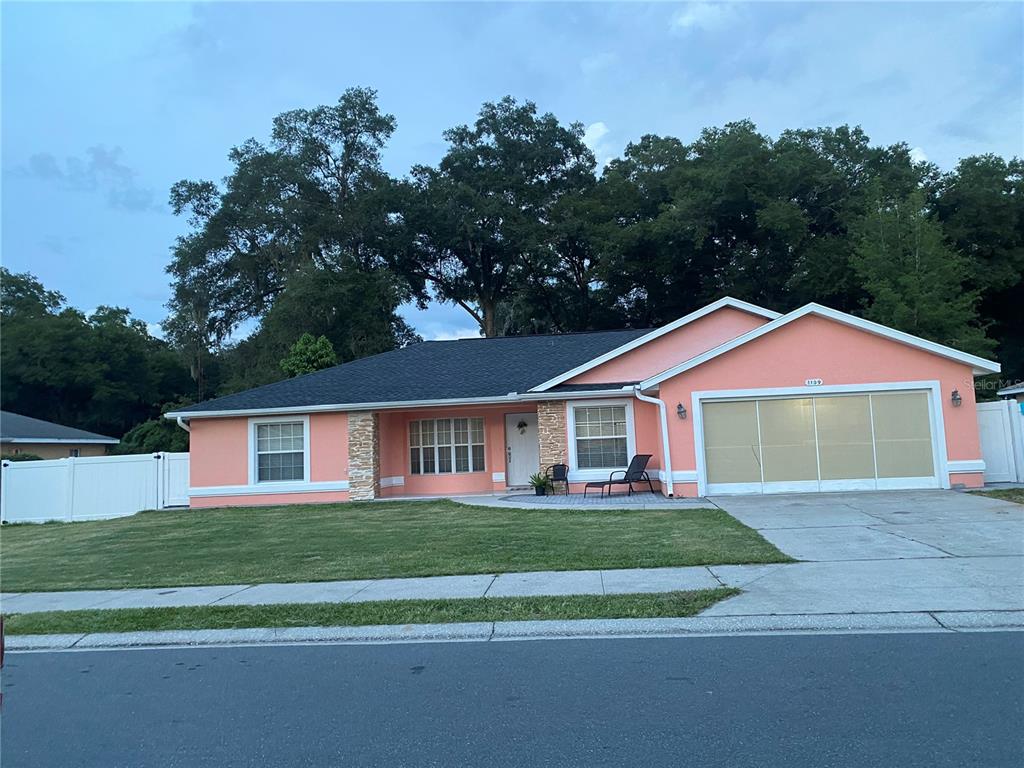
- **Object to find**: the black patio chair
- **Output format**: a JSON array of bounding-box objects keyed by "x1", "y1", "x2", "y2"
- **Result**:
[
  {"x1": 545, "y1": 463, "x2": 570, "y2": 495},
  {"x1": 583, "y1": 454, "x2": 655, "y2": 498}
]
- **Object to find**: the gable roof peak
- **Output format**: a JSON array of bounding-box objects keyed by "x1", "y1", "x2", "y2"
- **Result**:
[{"x1": 528, "y1": 296, "x2": 780, "y2": 392}]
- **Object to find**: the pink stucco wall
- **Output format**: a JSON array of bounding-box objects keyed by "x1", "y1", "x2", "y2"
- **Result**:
[
  {"x1": 568, "y1": 307, "x2": 769, "y2": 385},
  {"x1": 657, "y1": 314, "x2": 984, "y2": 488},
  {"x1": 188, "y1": 411, "x2": 349, "y2": 506},
  {"x1": 190, "y1": 417, "x2": 249, "y2": 487}
]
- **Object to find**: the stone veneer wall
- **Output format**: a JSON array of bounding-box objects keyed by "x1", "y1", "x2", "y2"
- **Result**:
[
  {"x1": 537, "y1": 400, "x2": 568, "y2": 472},
  {"x1": 348, "y1": 412, "x2": 380, "y2": 500}
]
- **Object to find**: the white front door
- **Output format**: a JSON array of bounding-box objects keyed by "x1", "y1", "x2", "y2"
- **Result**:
[{"x1": 505, "y1": 413, "x2": 540, "y2": 487}]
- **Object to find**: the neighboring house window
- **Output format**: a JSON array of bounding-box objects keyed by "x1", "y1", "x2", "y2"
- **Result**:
[
  {"x1": 255, "y1": 421, "x2": 305, "y2": 482},
  {"x1": 410, "y1": 418, "x2": 485, "y2": 474},
  {"x1": 573, "y1": 405, "x2": 628, "y2": 469},
  {"x1": 69, "y1": 448, "x2": 80, "y2": 457}
]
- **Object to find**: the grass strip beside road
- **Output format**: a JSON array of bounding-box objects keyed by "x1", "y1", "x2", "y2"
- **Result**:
[{"x1": 4, "y1": 588, "x2": 739, "y2": 635}]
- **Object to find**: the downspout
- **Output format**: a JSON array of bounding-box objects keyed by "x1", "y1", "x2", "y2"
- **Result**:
[
  {"x1": 633, "y1": 386, "x2": 674, "y2": 497},
  {"x1": 175, "y1": 416, "x2": 191, "y2": 433}
]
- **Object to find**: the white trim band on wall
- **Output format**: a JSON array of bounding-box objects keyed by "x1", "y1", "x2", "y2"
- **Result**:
[
  {"x1": 189, "y1": 480, "x2": 350, "y2": 497},
  {"x1": 948, "y1": 459, "x2": 985, "y2": 474},
  {"x1": 658, "y1": 470, "x2": 698, "y2": 484}
]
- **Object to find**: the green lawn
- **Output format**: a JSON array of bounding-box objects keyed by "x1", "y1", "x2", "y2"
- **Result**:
[
  {"x1": 3, "y1": 588, "x2": 739, "y2": 635},
  {"x1": 0, "y1": 500, "x2": 789, "y2": 592},
  {"x1": 971, "y1": 488, "x2": 1024, "y2": 504}
]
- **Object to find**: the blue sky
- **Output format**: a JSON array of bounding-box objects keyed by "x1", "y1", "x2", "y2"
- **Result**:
[{"x1": 3, "y1": 2, "x2": 1021, "y2": 341}]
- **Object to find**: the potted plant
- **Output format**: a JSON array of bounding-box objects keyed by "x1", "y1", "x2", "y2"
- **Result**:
[{"x1": 528, "y1": 472, "x2": 551, "y2": 496}]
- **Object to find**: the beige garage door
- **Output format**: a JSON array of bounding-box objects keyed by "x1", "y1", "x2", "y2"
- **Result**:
[{"x1": 702, "y1": 391, "x2": 939, "y2": 494}]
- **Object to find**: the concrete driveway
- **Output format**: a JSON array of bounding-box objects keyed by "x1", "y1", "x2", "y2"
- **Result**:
[{"x1": 704, "y1": 490, "x2": 1024, "y2": 617}]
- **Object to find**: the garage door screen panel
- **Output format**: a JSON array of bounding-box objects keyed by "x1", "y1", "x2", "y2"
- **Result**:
[
  {"x1": 872, "y1": 392, "x2": 935, "y2": 478},
  {"x1": 703, "y1": 401, "x2": 761, "y2": 484},
  {"x1": 816, "y1": 395, "x2": 876, "y2": 480},
  {"x1": 701, "y1": 389, "x2": 939, "y2": 494},
  {"x1": 759, "y1": 398, "x2": 817, "y2": 482}
]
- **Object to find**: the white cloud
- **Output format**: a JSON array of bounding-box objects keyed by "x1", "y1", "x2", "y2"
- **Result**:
[
  {"x1": 431, "y1": 327, "x2": 482, "y2": 341},
  {"x1": 583, "y1": 121, "x2": 610, "y2": 147},
  {"x1": 909, "y1": 147, "x2": 929, "y2": 164},
  {"x1": 583, "y1": 121, "x2": 616, "y2": 167},
  {"x1": 670, "y1": 2, "x2": 738, "y2": 35}
]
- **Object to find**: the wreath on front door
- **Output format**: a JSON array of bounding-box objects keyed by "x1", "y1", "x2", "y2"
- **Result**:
[{"x1": 516, "y1": 420, "x2": 528, "y2": 435}]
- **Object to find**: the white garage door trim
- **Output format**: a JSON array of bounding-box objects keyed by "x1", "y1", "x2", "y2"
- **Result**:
[{"x1": 691, "y1": 380, "x2": 950, "y2": 496}]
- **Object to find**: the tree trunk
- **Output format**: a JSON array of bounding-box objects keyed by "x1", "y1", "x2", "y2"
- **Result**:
[{"x1": 481, "y1": 299, "x2": 498, "y2": 337}]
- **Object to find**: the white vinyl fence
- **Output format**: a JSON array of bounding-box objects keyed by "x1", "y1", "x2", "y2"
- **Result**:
[
  {"x1": 977, "y1": 400, "x2": 1024, "y2": 484},
  {"x1": 0, "y1": 452, "x2": 189, "y2": 524}
]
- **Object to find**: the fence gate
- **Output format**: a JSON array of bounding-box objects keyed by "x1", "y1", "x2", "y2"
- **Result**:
[
  {"x1": 1, "y1": 452, "x2": 190, "y2": 524},
  {"x1": 977, "y1": 401, "x2": 1024, "y2": 484}
]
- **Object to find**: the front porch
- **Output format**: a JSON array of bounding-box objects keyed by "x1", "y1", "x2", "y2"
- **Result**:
[{"x1": 357, "y1": 398, "x2": 670, "y2": 501}]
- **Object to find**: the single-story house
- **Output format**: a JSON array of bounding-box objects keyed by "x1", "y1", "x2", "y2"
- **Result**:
[
  {"x1": 167, "y1": 297, "x2": 999, "y2": 507},
  {"x1": 997, "y1": 383, "x2": 1024, "y2": 412},
  {"x1": 0, "y1": 411, "x2": 120, "y2": 458}
]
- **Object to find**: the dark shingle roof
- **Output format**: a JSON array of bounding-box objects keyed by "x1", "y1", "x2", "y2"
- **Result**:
[
  {"x1": 0, "y1": 411, "x2": 119, "y2": 443},
  {"x1": 180, "y1": 329, "x2": 652, "y2": 414}
]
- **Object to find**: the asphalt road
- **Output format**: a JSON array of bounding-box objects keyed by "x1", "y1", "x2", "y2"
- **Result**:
[{"x1": 2, "y1": 632, "x2": 1022, "y2": 767}]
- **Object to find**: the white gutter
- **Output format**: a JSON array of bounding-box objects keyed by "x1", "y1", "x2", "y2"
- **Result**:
[
  {"x1": 632, "y1": 386, "x2": 674, "y2": 497},
  {"x1": 165, "y1": 394, "x2": 522, "y2": 420},
  {"x1": 175, "y1": 416, "x2": 191, "y2": 433}
]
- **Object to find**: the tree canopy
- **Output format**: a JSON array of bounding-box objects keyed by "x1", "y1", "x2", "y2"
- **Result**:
[{"x1": 3, "y1": 91, "x2": 1020, "y2": 447}]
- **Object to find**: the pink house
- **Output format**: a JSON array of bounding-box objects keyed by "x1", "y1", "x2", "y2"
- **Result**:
[{"x1": 168, "y1": 297, "x2": 1000, "y2": 506}]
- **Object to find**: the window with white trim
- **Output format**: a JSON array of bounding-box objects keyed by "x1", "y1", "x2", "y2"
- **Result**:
[
  {"x1": 255, "y1": 421, "x2": 305, "y2": 482},
  {"x1": 573, "y1": 405, "x2": 628, "y2": 469},
  {"x1": 410, "y1": 417, "x2": 485, "y2": 474}
]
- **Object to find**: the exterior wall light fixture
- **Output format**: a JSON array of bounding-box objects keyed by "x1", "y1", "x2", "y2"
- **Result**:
[
  {"x1": 951, "y1": 389, "x2": 963, "y2": 407},
  {"x1": 676, "y1": 403, "x2": 687, "y2": 419}
]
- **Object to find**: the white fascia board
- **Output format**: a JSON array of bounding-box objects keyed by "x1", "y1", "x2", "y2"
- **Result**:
[
  {"x1": 639, "y1": 303, "x2": 1001, "y2": 390},
  {"x1": 1, "y1": 437, "x2": 120, "y2": 444},
  {"x1": 515, "y1": 387, "x2": 639, "y2": 401},
  {"x1": 527, "y1": 297, "x2": 781, "y2": 393},
  {"x1": 165, "y1": 394, "x2": 520, "y2": 420},
  {"x1": 997, "y1": 384, "x2": 1024, "y2": 396}
]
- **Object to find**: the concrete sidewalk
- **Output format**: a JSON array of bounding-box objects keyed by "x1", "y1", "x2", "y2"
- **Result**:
[{"x1": 1, "y1": 563, "x2": 765, "y2": 615}]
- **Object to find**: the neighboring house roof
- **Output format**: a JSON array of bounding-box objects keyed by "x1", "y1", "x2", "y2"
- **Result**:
[
  {"x1": 0, "y1": 411, "x2": 119, "y2": 444},
  {"x1": 170, "y1": 328, "x2": 653, "y2": 417},
  {"x1": 998, "y1": 383, "x2": 1024, "y2": 396},
  {"x1": 528, "y1": 297, "x2": 780, "y2": 392},
  {"x1": 639, "y1": 303, "x2": 1001, "y2": 389}
]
